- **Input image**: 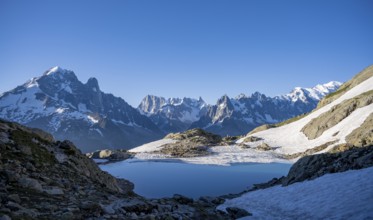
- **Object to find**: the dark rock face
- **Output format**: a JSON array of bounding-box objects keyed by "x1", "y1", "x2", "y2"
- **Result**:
[
  {"x1": 282, "y1": 145, "x2": 373, "y2": 186},
  {"x1": 0, "y1": 67, "x2": 164, "y2": 152}
]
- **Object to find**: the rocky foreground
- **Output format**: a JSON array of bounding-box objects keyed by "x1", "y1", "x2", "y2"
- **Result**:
[
  {"x1": 1, "y1": 119, "x2": 372, "y2": 219},
  {"x1": 0, "y1": 120, "x2": 245, "y2": 220}
]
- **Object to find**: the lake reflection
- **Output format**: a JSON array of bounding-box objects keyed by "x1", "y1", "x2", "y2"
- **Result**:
[{"x1": 100, "y1": 160, "x2": 291, "y2": 199}]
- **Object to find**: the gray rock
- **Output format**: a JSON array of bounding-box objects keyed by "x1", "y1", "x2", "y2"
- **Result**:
[
  {"x1": 0, "y1": 215, "x2": 11, "y2": 220},
  {"x1": 5, "y1": 201, "x2": 24, "y2": 211},
  {"x1": 18, "y1": 177, "x2": 43, "y2": 192},
  {"x1": 157, "y1": 204, "x2": 172, "y2": 212},
  {"x1": 283, "y1": 145, "x2": 373, "y2": 186},
  {"x1": 101, "y1": 205, "x2": 116, "y2": 214},
  {"x1": 173, "y1": 194, "x2": 193, "y2": 204},
  {"x1": 226, "y1": 207, "x2": 252, "y2": 218},
  {"x1": 8, "y1": 194, "x2": 21, "y2": 203},
  {"x1": 44, "y1": 187, "x2": 64, "y2": 195}
]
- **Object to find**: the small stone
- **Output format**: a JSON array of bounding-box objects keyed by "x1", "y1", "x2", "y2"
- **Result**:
[
  {"x1": 25, "y1": 162, "x2": 36, "y2": 172},
  {"x1": 4, "y1": 170, "x2": 20, "y2": 183},
  {"x1": 101, "y1": 205, "x2": 115, "y2": 214},
  {"x1": 0, "y1": 215, "x2": 11, "y2": 220},
  {"x1": 0, "y1": 208, "x2": 11, "y2": 214},
  {"x1": 5, "y1": 201, "x2": 24, "y2": 211},
  {"x1": 8, "y1": 194, "x2": 21, "y2": 203},
  {"x1": 173, "y1": 194, "x2": 193, "y2": 204},
  {"x1": 44, "y1": 187, "x2": 64, "y2": 195},
  {"x1": 60, "y1": 211, "x2": 74, "y2": 220},
  {"x1": 18, "y1": 177, "x2": 43, "y2": 192}
]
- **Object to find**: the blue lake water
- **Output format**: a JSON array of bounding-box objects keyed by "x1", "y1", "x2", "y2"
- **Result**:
[{"x1": 100, "y1": 160, "x2": 291, "y2": 199}]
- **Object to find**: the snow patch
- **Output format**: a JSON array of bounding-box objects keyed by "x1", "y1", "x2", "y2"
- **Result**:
[
  {"x1": 45, "y1": 66, "x2": 63, "y2": 75},
  {"x1": 131, "y1": 143, "x2": 291, "y2": 166},
  {"x1": 87, "y1": 115, "x2": 99, "y2": 124},
  {"x1": 218, "y1": 167, "x2": 373, "y2": 219},
  {"x1": 243, "y1": 76, "x2": 373, "y2": 155},
  {"x1": 128, "y1": 139, "x2": 177, "y2": 153},
  {"x1": 55, "y1": 108, "x2": 66, "y2": 114}
]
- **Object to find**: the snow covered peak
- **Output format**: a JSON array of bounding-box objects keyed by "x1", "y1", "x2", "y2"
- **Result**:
[
  {"x1": 217, "y1": 95, "x2": 230, "y2": 104},
  {"x1": 138, "y1": 95, "x2": 208, "y2": 131},
  {"x1": 44, "y1": 66, "x2": 65, "y2": 75},
  {"x1": 236, "y1": 93, "x2": 247, "y2": 100},
  {"x1": 250, "y1": 92, "x2": 266, "y2": 100},
  {"x1": 138, "y1": 95, "x2": 167, "y2": 115},
  {"x1": 312, "y1": 81, "x2": 342, "y2": 94},
  {"x1": 283, "y1": 81, "x2": 342, "y2": 103},
  {"x1": 323, "y1": 81, "x2": 342, "y2": 88},
  {"x1": 25, "y1": 77, "x2": 39, "y2": 88}
]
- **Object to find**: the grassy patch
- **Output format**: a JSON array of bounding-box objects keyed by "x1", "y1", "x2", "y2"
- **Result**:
[{"x1": 10, "y1": 129, "x2": 56, "y2": 165}]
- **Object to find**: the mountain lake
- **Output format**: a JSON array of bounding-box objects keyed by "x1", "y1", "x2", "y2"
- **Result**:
[{"x1": 100, "y1": 161, "x2": 292, "y2": 199}]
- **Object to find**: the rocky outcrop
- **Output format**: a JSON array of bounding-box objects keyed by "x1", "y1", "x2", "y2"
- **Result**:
[
  {"x1": 158, "y1": 129, "x2": 223, "y2": 157},
  {"x1": 281, "y1": 140, "x2": 338, "y2": 159},
  {"x1": 302, "y1": 90, "x2": 373, "y2": 139},
  {"x1": 0, "y1": 120, "x2": 236, "y2": 219},
  {"x1": 86, "y1": 149, "x2": 134, "y2": 164},
  {"x1": 282, "y1": 145, "x2": 373, "y2": 186},
  {"x1": 346, "y1": 112, "x2": 373, "y2": 147},
  {"x1": 252, "y1": 145, "x2": 373, "y2": 190},
  {"x1": 0, "y1": 119, "x2": 133, "y2": 219}
]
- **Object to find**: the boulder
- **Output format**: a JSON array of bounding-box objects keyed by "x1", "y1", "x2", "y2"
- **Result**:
[
  {"x1": 225, "y1": 207, "x2": 252, "y2": 218},
  {"x1": 18, "y1": 177, "x2": 43, "y2": 192}
]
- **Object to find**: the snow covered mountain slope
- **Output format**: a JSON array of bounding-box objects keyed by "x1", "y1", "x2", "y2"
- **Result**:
[
  {"x1": 190, "y1": 81, "x2": 341, "y2": 136},
  {"x1": 0, "y1": 67, "x2": 163, "y2": 152},
  {"x1": 218, "y1": 166, "x2": 373, "y2": 219},
  {"x1": 138, "y1": 95, "x2": 207, "y2": 133},
  {"x1": 240, "y1": 65, "x2": 373, "y2": 155}
]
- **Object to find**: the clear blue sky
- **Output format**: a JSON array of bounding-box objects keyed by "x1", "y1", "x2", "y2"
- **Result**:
[{"x1": 1, "y1": 0, "x2": 372, "y2": 107}]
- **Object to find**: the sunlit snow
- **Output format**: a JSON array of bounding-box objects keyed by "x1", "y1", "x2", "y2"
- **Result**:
[
  {"x1": 242, "y1": 76, "x2": 373, "y2": 154},
  {"x1": 218, "y1": 167, "x2": 373, "y2": 220}
]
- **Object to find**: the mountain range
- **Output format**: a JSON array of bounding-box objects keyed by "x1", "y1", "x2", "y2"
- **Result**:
[
  {"x1": 0, "y1": 67, "x2": 163, "y2": 152},
  {"x1": 139, "y1": 81, "x2": 341, "y2": 136},
  {"x1": 0, "y1": 66, "x2": 341, "y2": 152}
]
